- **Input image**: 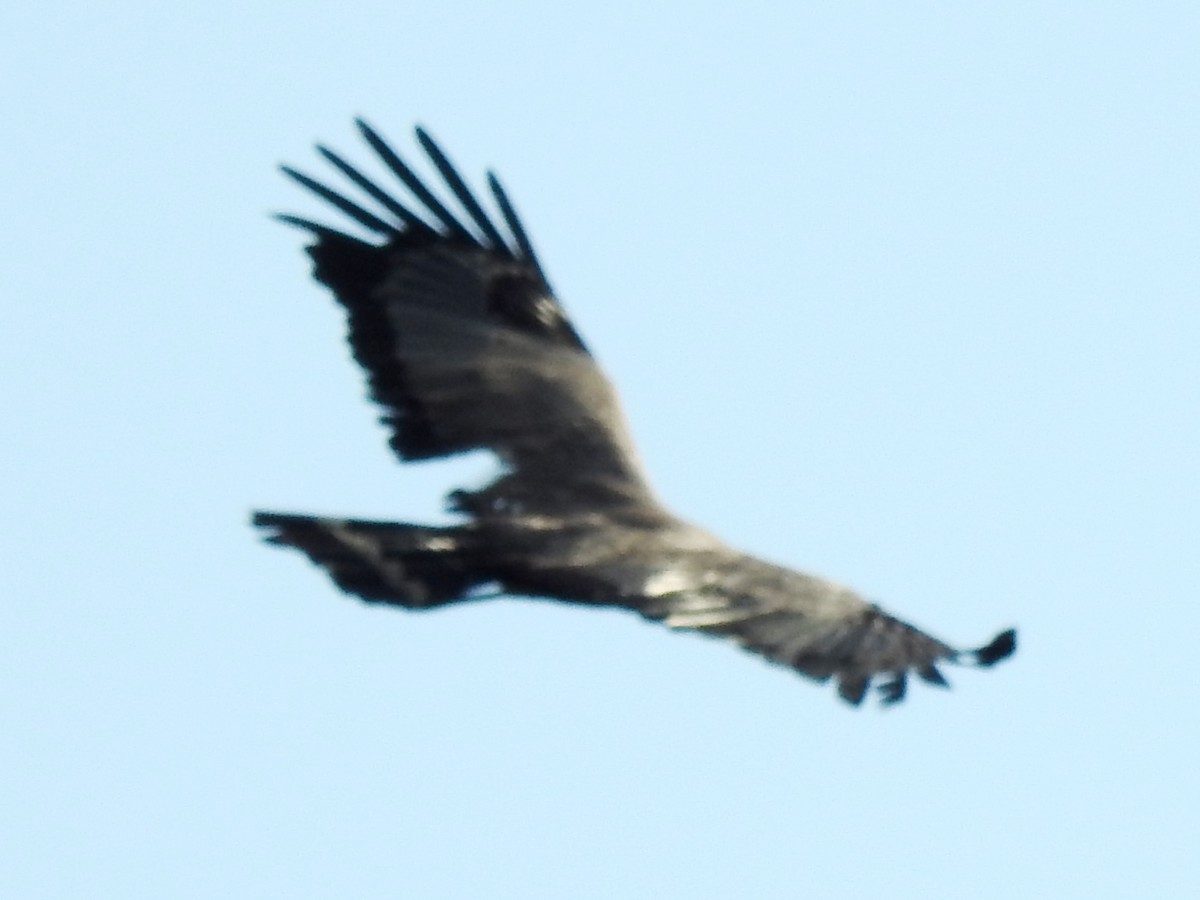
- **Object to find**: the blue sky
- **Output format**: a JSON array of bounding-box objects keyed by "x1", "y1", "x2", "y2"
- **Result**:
[{"x1": 3, "y1": 2, "x2": 1197, "y2": 897}]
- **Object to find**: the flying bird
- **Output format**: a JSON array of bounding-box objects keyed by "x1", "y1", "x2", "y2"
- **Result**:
[{"x1": 254, "y1": 120, "x2": 1016, "y2": 706}]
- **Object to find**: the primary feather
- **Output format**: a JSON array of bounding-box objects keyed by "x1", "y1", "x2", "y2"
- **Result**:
[{"x1": 255, "y1": 120, "x2": 1016, "y2": 706}]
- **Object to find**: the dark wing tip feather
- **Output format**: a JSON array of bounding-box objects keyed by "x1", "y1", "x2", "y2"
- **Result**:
[
  {"x1": 414, "y1": 127, "x2": 512, "y2": 254},
  {"x1": 972, "y1": 628, "x2": 1017, "y2": 667},
  {"x1": 837, "y1": 675, "x2": 870, "y2": 706},
  {"x1": 877, "y1": 672, "x2": 908, "y2": 706},
  {"x1": 854, "y1": 627, "x2": 1013, "y2": 706},
  {"x1": 800, "y1": 608, "x2": 1014, "y2": 707},
  {"x1": 273, "y1": 213, "x2": 373, "y2": 245},
  {"x1": 916, "y1": 662, "x2": 950, "y2": 687},
  {"x1": 314, "y1": 144, "x2": 436, "y2": 236},
  {"x1": 279, "y1": 165, "x2": 399, "y2": 237},
  {"x1": 488, "y1": 171, "x2": 549, "y2": 287},
  {"x1": 280, "y1": 120, "x2": 549, "y2": 290},
  {"x1": 252, "y1": 510, "x2": 300, "y2": 540},
  {"x1": 352, "y1": 119, "x2": 474, "y2": 241}
]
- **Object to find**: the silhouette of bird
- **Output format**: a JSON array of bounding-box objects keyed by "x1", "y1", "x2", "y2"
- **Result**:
[{"x1": 254, "y1": 121, "x2": 1016, "y2": 706}]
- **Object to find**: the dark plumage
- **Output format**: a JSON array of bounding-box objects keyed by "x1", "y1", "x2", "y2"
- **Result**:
[{"x1": 255, "y1": 120, "x2": 1016, "y2": 707}]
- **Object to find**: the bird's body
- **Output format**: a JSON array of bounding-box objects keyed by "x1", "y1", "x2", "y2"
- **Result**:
[{"x1": 255, "y1": 121, "x2": 1015, "y2": 706}]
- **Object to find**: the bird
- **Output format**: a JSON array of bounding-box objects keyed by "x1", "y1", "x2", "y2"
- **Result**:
[{"x1": 254, "y1": 119, "x2": 1016, "y2": 707}]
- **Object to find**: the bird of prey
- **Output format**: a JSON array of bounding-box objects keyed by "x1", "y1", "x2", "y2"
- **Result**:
[{"x1": 254, "y1": 120, "x2": 1016, "y2": 706}]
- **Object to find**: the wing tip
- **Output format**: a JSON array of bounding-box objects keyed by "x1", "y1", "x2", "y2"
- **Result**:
[
  {"x1": 972, "y1": 628, "x2": 1017, "y2": 667},
  {"x1": 832, "y1": 626, "x2": 1014, "y2": 708},
  {"x1": 876, "y1": 672, "x2": 909, "y2": 706},
  {"x1": 837, "y1": 675, "x2": 870, "y2": 706}
]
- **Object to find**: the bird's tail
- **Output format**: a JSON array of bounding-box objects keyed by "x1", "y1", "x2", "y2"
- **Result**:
[{"x1": 252, "y1": 512, "x2": 494, "y2": 608}]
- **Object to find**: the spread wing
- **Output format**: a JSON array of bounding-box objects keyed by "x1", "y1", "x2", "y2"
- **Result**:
[
  {"x1": 277, "y1": 120, "x2": 657, "y2": 516},
  {"x1": 718, "y1": 608, "x2": 1017, "y2": 706},
  {"x1": 639, "y1": 556, "x2": 1017, "y2": 706}
]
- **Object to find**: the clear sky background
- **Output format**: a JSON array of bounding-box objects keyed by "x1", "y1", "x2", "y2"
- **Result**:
[{"x1": 3, "y1": 2, "x2": 1197, "y2": 897}]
